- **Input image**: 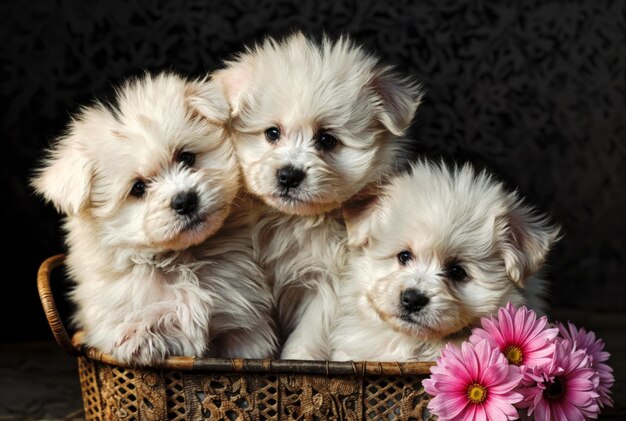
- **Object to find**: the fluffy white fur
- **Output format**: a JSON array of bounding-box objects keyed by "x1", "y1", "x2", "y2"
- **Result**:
[
  {"x1": 331, "y1": 161, "x2": 561, "y2": 362},
  {"x1": 32, "y1": 73, "x2": 278, "y2": 365},
  {"x1": 213, "y1": 32, "x2": 422, "y2": 359}
]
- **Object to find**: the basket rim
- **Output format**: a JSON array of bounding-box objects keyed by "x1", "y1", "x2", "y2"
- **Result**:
[{"x1": 74, "y1": 332, "x2": 434, "y2": 375}]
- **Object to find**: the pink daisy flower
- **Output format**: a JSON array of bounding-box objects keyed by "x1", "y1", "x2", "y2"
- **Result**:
[
  {"x1": 470, "y1": 302, "x2": 558, "y2": 368},
  {"x1": 517, "y1": 339, "x2": 600, "y2": 421},
  {"x1": 423, "y1": 339, "x2": 523, "y2": 421},
  {"x1": 558, "y1": 321, "x2": 614, "y2": 407}
]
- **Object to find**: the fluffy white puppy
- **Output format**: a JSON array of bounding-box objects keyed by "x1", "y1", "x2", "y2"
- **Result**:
[
  {"x1": 33, "y1": 73, "x2": 278, "y2": 365},
  {"x1": 331, "y1": 161, "x2": 561, "y2": 362},
  {"x1": 213, "y1": 32, "x2": 422, "y2": 359}
]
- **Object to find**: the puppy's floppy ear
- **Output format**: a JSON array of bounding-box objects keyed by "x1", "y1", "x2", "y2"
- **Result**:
[
  {"x1": 185, "y1": 79, "x2": 230, "y2": 124},
  {"x1": 211, "y1": 54, "x2": 257, "y2": 118},
  {"x1": 32, "y1": 128, "x2": 93, "y2": 216},
  {"x1": 371, "y1": 67, "x2": 423, "y2": 136},
  {"x1": 496, "y1": 202, "x2": 561, "y2": 285},
  {"x1": 343, "y1": 184, "x2": 384, "y2": 248}
]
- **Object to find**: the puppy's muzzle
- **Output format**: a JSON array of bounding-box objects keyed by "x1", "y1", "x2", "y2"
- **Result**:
[
  {"x1": 171, "y1": 190, "x2": 198, "y2": 216},
  {"x1": 400, "y1": 289, "x2": 429, "y2": 313},
  {"x1": 276, "y1": 166, "x2": 305, "y2": 189}
]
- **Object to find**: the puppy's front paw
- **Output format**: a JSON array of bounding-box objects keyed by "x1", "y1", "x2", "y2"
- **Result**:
[{"x1": 112, "y1": 328, "x2": 168, "y2": 366}]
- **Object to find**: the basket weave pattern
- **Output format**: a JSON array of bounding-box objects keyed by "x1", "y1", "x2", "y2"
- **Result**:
[{"x1": 77, "y1": 356, "x2": 435, "y2": 420}]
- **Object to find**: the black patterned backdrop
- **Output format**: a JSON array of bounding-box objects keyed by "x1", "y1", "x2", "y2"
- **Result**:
[{"x1": 1, "y1": 0, "x2": 624, "y2": 341}]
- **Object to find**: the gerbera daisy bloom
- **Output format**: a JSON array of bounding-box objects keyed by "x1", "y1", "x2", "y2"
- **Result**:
[
  {"x1": 470, "y1": 302, "x2": 558, "y2": 368},
  {"x1": 517, "y1": 339, "x2": 600, "y2": 421},
  {"x1": 558, "y1": 321, "x2": 614, "y2": 407},
  {"x1": 423, "y1": 339, "x2": 523, "y2": 421}
]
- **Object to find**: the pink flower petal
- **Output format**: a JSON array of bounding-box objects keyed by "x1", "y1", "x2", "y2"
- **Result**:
[
  {"x1": 461, "y1": 342, "x2": 480, "y2": 380},
  {"x1": 473, "y1": 404, "x2": 487, "y2": 421},
  {"x1": 489, "y1": 384, "x2": 523, "y2": 403},
  {"x1": 438, "y1": 354, "x2": 474, "y2": 382},
  {"x1": 550, "y1": 401, "x2": 571, "y2": 421},
  {"x1": 488, "y1": 396, "x2": 520, "y2": 420},
  {"x1": 428, "y1": 393, "x2": 468, "y2": 419},
  {"x1": 422, "y1": 378, "x2": 437, "y2": 396},
  {"x1": 514, "y1": 304, "x2": 528, "y2": 336},
  {"x1": 498, "y1": 305, "x2": 515, "y2": 341},
  {"x1": 564, "y1": 388, "x2": 595, "y2": 408},
  {"x1": 581, "y1": 401, "x2": 600, "y2": 419},
  {"x1": 565, "y1": 376, "x2": 596, "y2": 392},
  {"x1": 482, "y1": 318, "x2": 507, "y2": 346},
  {"x1": 480, "y1": 363, "x2": 509, "y2": 387},
  {"x1": 524, "y1": 342, "x2": 555, "y2": 358},
  {"x1": 426, "y1": 377, "x2": 466, "y2": 393},
  {"x1": 559, "y1": 400, "x2": 587, "y2": 421},
  {"x1": 531, "y1": 399, "x2": 546, "y2": 418}
]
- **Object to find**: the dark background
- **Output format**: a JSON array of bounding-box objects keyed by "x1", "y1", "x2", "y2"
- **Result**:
[{"x1": 1, "y1": 0, "x2": 624, "y2": 344}]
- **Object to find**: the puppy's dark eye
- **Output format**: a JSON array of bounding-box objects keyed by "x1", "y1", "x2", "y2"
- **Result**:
[
  {"x1": 178, "y1": 151, "x2": 196, "y2": 167},
  {"x1": 397, "y1": 250, "x2": 413, "y2": 266},
  {"x1": 445, "y1": 263, "x2": 467, "y2": 281},
  {"x1": 315, "y1": 132, "x2": 338, "y2": 151},
  {"x1": 265, "y1": 127, "x2": 280, "y2": 143},
  {"x1": 130, "y1": 180, "x2": 146, "y2": 198}
]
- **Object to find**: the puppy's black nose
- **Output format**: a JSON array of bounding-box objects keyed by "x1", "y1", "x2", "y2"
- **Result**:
[
  {"x1": 277, "y1": 166, "x2": 305, "y2": 188},
  {"x1": 171, "y1": 191, "x2": 198, "y2": 215},
  {"x1": 401, "y1": 289, "x2": 429, "y2": 313}
]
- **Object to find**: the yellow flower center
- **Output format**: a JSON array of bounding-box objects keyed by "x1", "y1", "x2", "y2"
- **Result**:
[
  {"x1": 503, "y1": 345, "x2": 523, "y2": 365},
  {"x1": 466, "y1": 383, "x2": 488, "y2": 404}
]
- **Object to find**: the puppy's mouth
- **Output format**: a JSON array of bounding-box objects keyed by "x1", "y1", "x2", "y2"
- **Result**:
[
  {"x1": 375, "y1": 301, "x2": 442, "y2": 339},
  {"x1": 275, "y1": 184, "x2": 303, "y2": 198},
  {"x1": 275, "y1": 190, "x2": 306, "y2": 204},
  {"x1": 267, "y1": 190, "x2": 339, "y2": 216},
  {"x1": 180, "y1": 213, "x2": 208, "y2": 232},
  {"x1": 395, "y1": 309, "x2": 473, "y2": 340},
  {"x1": 180, "y1": 205, "x2": 228, "y2": 234},
  {"x1": 399, "y1": 312, "x2": 434, "y2": 330},
  {"x1": 269, "y1": 190, "x2": 311, "y2": 210},
  {"x1": 400, "y1": 312, "x2": 420, "y2": 324},
  {"x1": 164, "y1": 205, "x2": 229, "y2": 249},
  {"x1": 369, "y1": 294, "x2": 439, "y2": 338}
]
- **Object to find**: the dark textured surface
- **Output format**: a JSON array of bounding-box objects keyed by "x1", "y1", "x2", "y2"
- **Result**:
[
  {"x1": 1, "y1": 0, "x2": 625, "y2": 344},
  {"x1": 0, "y1": 342, "x2": 83, "y2": 420}
]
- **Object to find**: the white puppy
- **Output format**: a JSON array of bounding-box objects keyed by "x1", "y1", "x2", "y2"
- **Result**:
[
  {"x1": 213, "y1": 32, "x2": 422, "y2": 359},
  {"x1": 331, "y1": 161, "x2": 561, "y2": 361},
  {"x1": 33, "y1": 73, "x2": 278, "y2": 365}
]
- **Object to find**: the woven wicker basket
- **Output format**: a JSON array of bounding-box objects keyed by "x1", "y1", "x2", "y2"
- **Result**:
[{"x1": 38, "y1": 254, "x2": 436, "y2": 420}]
